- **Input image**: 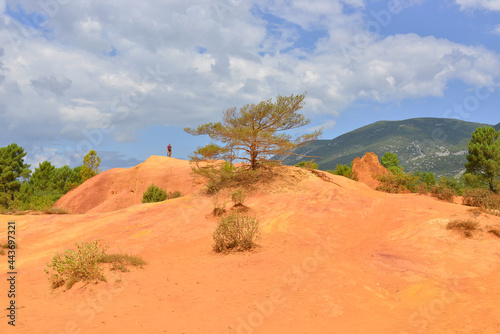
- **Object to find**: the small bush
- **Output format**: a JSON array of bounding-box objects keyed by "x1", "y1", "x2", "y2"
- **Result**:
[
  {"x1": 45, "y1": 240, "x2": 107, "y2": 289},
  {"x1": 331, "y1": 164, "x2": 358, "y2": 180},
  {"x1": 46, "y1": 241, "x2": 146, "y2": 290},
  {"x1": 213, "y1": 214, "x2": 260, "y2": 253},
  {"x1": 212, "y1": 193, "x2": 226, "y2": 216},
  {"x1": 462, "y1": 188, "x2": 500, "y2": 210},
  {"x1": 376, "y1": 171, "x2": 419, "y2": 193},
  {"x1": 488, "y1": 229, "x2": 500, "y2": 238},
  {"x1": 167, "y1": 190, "x2": 182, "y2": 199},
  {"x1": 101, "y1": 253, "x2": 147, "y2": 271},
  {"x1": 142, "y1": 184, "x2": 167, "y2": 203},
  {"x1": 446, "y1": 219, "x2": 479, "y2": 238},
  {"x1": 44, "y1": 208, "x2": 69, "y2": 215},
  {"x1": 231, "y1": 188, "x2": 247, "y2": 206},
  {"x1": 295, "y1": 160, "x2": 318, "y2": 169},
  {"x1": 417, "y1": 182, "x2": 428, "y2": 195},
  {"x1": 430, "y1": 185, "x2": 456, "y2": 202}
]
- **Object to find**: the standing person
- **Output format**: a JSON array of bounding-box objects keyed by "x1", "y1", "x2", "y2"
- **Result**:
[{"x1": 167, "y1": 144, "x2": 172, "y2": 157}]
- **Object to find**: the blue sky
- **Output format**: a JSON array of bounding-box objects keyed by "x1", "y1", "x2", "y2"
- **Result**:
[{"x1": 0, "y1": 0, "x2": 499, "y2": 170}]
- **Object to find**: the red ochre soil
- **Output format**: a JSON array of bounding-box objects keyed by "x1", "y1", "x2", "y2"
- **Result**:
[
  {"x1": 351, "y1": 152, "x2": 391, "y2": 190},
  {"x1": 1, "y1": 156, "x2": 500, "y2": 334}
]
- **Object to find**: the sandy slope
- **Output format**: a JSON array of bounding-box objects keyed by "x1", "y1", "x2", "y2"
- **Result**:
[{"x1": 1, "y1": 159, "x2": 500, "y2": 334}]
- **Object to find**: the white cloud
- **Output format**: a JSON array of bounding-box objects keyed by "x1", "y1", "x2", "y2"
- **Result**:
[
  {"x1": 493, "y1": 24, "x2": 500, "y2": 34},
  {"x1": 455, "y1": 0, "x2": 500, "y2": 11},
  {"x1": 307, "y1": 119, "x2": 337, "y2": 133},
  {"x1": 0, "y1": 0, "x2": 499, "y2": 162}
]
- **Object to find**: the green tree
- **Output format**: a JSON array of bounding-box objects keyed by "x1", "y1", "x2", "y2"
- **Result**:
[
  {"x1": 332, "y1": 164, "x2": 351, "y2": 178},
  {"x1": 0, "y1": 143, "x2": 31, "y2": 208},
  {"x1": 184, "y1": 93, "x2": 322, "y2": 170},
  {"x1": 81, "y1": 150, "x2": 101, "y2": 182},
  {"x1": 30, "y1": 161, "x2": 57, "y2": 192},
  {"x1": 381, "y1": 152, "x2": 400, "y2": 170},
  {"x1": 15, "y1": 163, "x2": 83, "y2": 211},
  {"x1": 465, "y1": 126, "x2": 500, "y2": 192},
  {"x1": 414, "y1": 171, "x2": 437, "y2": 186},
  {"x1": 54, "y1": 166, "x2": 83, "y2": 193}
]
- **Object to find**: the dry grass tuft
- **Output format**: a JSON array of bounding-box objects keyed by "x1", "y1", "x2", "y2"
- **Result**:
[{"x1": 446, "y1": 219, "x2": 479, "y2": 238}]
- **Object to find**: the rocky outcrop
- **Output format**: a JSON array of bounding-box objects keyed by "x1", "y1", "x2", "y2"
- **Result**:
[{"x1": 351, "y1": 152, "x2": 390, "y2": 189}]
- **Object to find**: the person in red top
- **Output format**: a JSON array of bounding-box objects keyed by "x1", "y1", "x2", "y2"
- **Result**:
[{"x1": 167, "y1": 144, "x2": 172, "y2": 157}]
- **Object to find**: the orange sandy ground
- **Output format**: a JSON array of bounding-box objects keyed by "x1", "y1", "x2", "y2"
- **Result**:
[{"x1": 1, "y1": 157, "x2": 500, "y2": 334}]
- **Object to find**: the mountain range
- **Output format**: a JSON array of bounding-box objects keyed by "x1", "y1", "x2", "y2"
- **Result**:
[{"x1": 283, "y1": 118, "x2": 500, "y2": 178}]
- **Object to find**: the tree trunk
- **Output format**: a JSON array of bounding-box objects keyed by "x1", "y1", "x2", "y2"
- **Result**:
[{"x1": 250, "y1": 151, "x2": 257, "y2": 170}]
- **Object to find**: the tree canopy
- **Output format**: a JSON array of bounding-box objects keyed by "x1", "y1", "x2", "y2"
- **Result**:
[
  {"x1": 465, "y1": 126, "x2": 500, "y2": 192},
  {"x1": 0, "y1": 143, "x2": 31, "y2": 208},
  {"x1": 184, "y1": 93, "x2": 322, "y2": 170},
  {"x1": 81, "y1": 150, "x2": 101, "y2": 181}
]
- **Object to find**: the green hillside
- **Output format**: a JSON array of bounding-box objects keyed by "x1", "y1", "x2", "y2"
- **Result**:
[{"x1": 284, "y1": 118, "x2": 496, "y2": 177}]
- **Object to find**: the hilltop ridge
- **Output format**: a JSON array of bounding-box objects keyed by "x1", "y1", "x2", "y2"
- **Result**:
[{"x1": 285, "y1": 117, "x2": 496, "y2": 177}]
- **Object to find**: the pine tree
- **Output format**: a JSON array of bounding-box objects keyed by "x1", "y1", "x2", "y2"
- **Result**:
[
  {"x1": 0, "y1": 143, "x2": 31, "y2": 208},
  {"x1": 465, "y1": 126, "x2": 500, "y2": 192},
  {"x1": 184, "y1": 93, "x2": 322, "y2": 170}
]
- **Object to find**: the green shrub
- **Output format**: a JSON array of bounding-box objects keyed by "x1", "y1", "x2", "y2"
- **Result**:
[
  {"x1": 462, "y1": 188, "x2": 500, "y2": 210},
  {"x1": 430, "y1": 184, "x2": 457, "y2": 202},
  {"x1": 167, "y1": 190, "x2": 182, "y2": 199},
  {"x1": 45, "y1": 240, "x2": 107, "y2": 289},
  {"x1": 438, "y1": 176, "x2": 464, "y2": 195},
  {"x1": 417, "y1": 182, "x2": 428, "y2": 195},
  {"x1": 142, "y1": 184, "x2": 167, "y2": 203},
  {"x1": 101, "y1": 253, "x2": 147, "y2": 272},
  {"x1": 44, "y1": 208, "x2": 69, "y2": 215},
  {"x1": 331, "y1": 163, "x2": 358, "y2": 180},
  {"x1": 46, "y1": 240, "x2": 147, "y2": 290},
  {"x1": 212, "y1": 193, "x2": 226, "y2": 216},
  {"x1": 193, "y1": 161, "x2": 264, "y2": 195},
  {"x1": 231, "y1": 188, "x2": 247, "y2": 206},
  {"x1": 376, "y1": 171, "x2": 419, "y2": 193},
  {"x1": 295, "y1": 160, "x2": 318, "y2": 169},
  {"x1": 213, "y1": 214, "x2": 260, "y2": 253},
  {"x1": 446, "y1": 219, "x2": 479, "y2": 238}
]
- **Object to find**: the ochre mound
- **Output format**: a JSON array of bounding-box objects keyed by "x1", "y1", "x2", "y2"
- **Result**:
[
  {"x1": 2, "y1": 161, "x2": 499, "y2": 333},
  {"x1": 352, "y1": 152, "x2": 390, "y2": 189},
  {"x1": 54, "y1": 156, "x2": 203, "y2": 214}
]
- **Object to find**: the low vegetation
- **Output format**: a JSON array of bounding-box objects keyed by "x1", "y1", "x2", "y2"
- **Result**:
[
  {"x1": 376, "y1": 170, "x2": 420, "y2": 193},
  {"x1": 142, "y1": 184, "x2": 181, "y2": 203},
  {"x1": 101, "y1": 253, "x2": 147, "y2": 272},
  {"x1": 212, "y1": 193, "x2": 226, "y2": 217},
  {"x1": 44, "y1": 208, "x2": 69, "y2": 215},
  {"x1": 489, "y1": 229, "x2": 500, "y2": 238},
  {"x1": 430, "y1": 184, "x2": 457, "y2": 203},
  {"x1": 231, "y1": 188, "x2": 247, "y2": 206},
  {"x1": 45, "y1": 240, "x2": 146, "y2": 290},
  {"x1": 327, "y1": 163, "x2": 358, "y2": 181},
  {"x1": 295, "y1": 159, "x2": 318, "y2": 169},
  {"x1": 213, "y1": 213, "x2": 260, "y2": 253},
  {"x1": 462, "y1": 188, "x2": 500, "y2": 210},
  {"x1": 446, "y1": 219, "x2": 479, "y2": 238}
]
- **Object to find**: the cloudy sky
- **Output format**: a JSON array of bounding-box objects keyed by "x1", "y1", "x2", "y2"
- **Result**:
[{"x1": 1, "y1": 0, "x2": 499, "y2": 170}]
